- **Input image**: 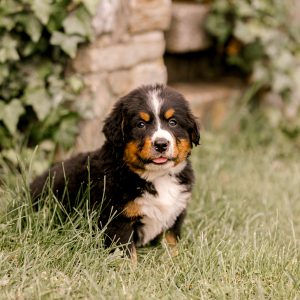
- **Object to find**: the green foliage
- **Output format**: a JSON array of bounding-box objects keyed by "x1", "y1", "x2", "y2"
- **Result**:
[
  {"x1": 205, "y1": 0, "x2": 300, "y2": 137},
  {"x1": 0, "y1": 0, "x2": 98, "y2": 171}
]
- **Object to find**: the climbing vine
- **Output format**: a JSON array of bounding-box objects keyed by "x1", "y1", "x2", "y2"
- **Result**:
[
  {"x1": 0, "y1": 0, "x2": 99, "y2": 173},
  {"x1": 205, "y1": 0, "x2": 300, "y2": 140}
]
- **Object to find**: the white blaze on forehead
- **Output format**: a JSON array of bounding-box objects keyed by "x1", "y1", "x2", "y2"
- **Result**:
[
  {"x1": 148, "y1": 89, "x2": 161, "y2": 117},
  {"x1": 148, "y1": 90, "x2": 175, "y2": 154}
]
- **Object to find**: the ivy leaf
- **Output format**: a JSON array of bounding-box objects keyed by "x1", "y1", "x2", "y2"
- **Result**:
[
  {"x1": 243, "y1": 42, "x2": 264, "y2": 62},
  {"x1": 81, "y1": 0, "x2": 100, "y2": 15},
  {"x1": 67, "y1": 74, "x2": 84, "y2": 94},
  {"x1": 252, "y1": 62, "x2": 270, "y2": 84},
  {"x1": 234, "y1": 21, "x2": 258, "y2": 44},
  {"x1": 16, "y1": 14, "x2": 43, "y2": 42},
  {"x1": 0, "y1": 126, "x2": 12, "y2": 148},
  {"x1": 212, "y1": 1, "x2": 231, "y2": 13},
  {"x1": 24, "y1": 16, "x2": 43, "y2": 42},
  {"x1": 0, "y1": 0, "x2": 23, "y2": 14},
  {"x1": 0, "y1": 34, "x2": 19, "y2": 63},
  {"x1": 0, "y1": 65, "x2": 9, "y2": 85},
  {"x1": 53, "y1": 116, "x2": 79, "y2": 149},
  {"x1": 272, "y1": 72, "x2": 291, "y2": 94},
  {"x1": 273, "y1": 50, "x2": 294, "y2": 72},
  {"x1": 31, "y1": 0, "x2": 52, "y2": 25},
  {"x1": 205, "y1": 14, "x2": 232, "y2": 44},
  {"x1": 0, "y1": 16, "x2": 15, "y2": 30},
  {"x1": 23, "y1": 87, "x2": 52, "y2": 121},
  {"x1": 50, "y1": 32, "x2": 84, "y2": 58},
  {"x1": 63, "y1": 7, "x2": 93, "y2": 39},
  {"x1": 236, "y1": 2, "x2": 256, "y2": 18},
  {"x1": 0, "y1": 99, "x2": 25, "y2": 134},
  {"x1": 21, "y1": 42, "x2": 37, "y2": 57}
]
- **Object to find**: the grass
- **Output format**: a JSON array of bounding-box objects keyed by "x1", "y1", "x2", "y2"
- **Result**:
[{"x1": 1, "y1": 116, "x2": 300, "y2": 299}]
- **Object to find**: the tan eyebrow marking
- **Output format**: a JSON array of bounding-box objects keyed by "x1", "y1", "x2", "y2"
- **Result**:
[
  {"x1": 164, "y1": 108, "x2": 175, "y2": 119},
  {"x1": 139, "y1": 112, "x2": 150, "y2": 122}
]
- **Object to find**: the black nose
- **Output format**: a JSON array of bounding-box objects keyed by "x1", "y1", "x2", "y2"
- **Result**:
[{"x1": 154, "y1": 138, "x2": 169, "y2": 153}]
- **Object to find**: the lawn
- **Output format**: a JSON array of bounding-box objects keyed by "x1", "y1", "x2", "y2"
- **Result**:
[{"x1": 1, "y1": 116, "x2": 300, "y2": 299}]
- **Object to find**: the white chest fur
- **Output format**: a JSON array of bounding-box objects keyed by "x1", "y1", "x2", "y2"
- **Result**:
[{"x1": 135, "y1": 174, "x2": 190, "y2": 246}]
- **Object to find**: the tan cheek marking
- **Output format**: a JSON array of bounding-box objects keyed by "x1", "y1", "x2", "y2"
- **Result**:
[
  {"x1": 139, "y1": 112, "x2": 150, "y2": 122},
  {"x1": 124, "y1": 142, "x2": 144, "y2": 174},
  {"x1": 124, "y1": 142, "x2": 139, "y2": 165},
  {"x1": 124, "y1": 140, "x2": 150, "y2": 174},
  {"x1": 123, "y1": 201, "x2": 142, "y2": 218},
  {"x1": 164, "y1": 108, "x2": 175, "y2": 120},
  {"x1": 139, "y1": 136, "x2": 152, "y2": 160},
  {"x1": 174, "y1": 139, "x2": 191, "y2": 164}
]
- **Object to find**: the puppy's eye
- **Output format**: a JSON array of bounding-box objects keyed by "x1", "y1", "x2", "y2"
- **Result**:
[
  {"x1": 168, "y1": 119, "x2": 177, "y2": 127},
  {"x1": 137, "y1": 121, "x2": 146, "y2": 128}
]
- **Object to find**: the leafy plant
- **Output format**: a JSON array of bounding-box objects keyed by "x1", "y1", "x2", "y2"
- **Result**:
[
  {"x1": 0, "y1": 0, "x2": 99, "y2": 173},
  {"x1": 205, "y1": 0, "x2": 300, "y2": 141}
]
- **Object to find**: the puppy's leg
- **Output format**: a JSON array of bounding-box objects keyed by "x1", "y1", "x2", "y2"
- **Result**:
[
  {"x1": 164, "y1": 210, "x2": 186, "y2": 257},
  {"x1": 104, "y1": 219, "x2": 137, "y2": 262},
  {"x1": 130, "y1": 243, "x2": 138, "y2": 266}
]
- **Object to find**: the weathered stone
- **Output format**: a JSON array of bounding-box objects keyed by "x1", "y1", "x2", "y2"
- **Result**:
[
  {"x1": 82, "y1": 73, "x2": 111, "y2": 117},
  {"x1": 75, "y1": 118, "x2": 103, "y2": 153},
  {"x1": 75, "y1": 73, "x2": 113, "y2": 152},
  {"x1": 131, "y1": 59, "x2": 167, "y2": 88},
  {"x1": 170, "y1": 80, "x2": 243, "y2": 129},
  {"x1": 92, "y1": 0, "x2": 120, "y2": 35},
  {"x1": 72, "y1": 31, "x2": 165, "y2": 73},
  {"x1": 92, "y1": 0, "x2": 129, "y2": 42},
  {"x1": 290, "y1": 0, "x2": 300, "y2": 25},
  {"x1": 94, "y1": 32, "x2": 131, "y2": 48},
  {"x1": 165, "y1": 3, "x2": 211, "y2": 53},
  {"x1": 129, "y1": 0, "x2": 172, "y2": 33},
  {"x1": 107, "y1": 60, "x2": 167, "y2": 96},
  {"x1": 107, "y1": 70, "x2": 133, "y2": 96}
]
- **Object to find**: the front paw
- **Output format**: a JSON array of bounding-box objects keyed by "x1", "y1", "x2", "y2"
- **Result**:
[{"x1": 164, "y1": 231, "x2": 179, "y2": 257}]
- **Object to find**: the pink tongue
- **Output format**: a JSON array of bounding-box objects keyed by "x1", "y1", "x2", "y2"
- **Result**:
[{"x1": 153, "y1": 157, "x2": 168, "y2": 164}]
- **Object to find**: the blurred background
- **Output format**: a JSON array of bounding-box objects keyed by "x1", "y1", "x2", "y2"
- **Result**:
[{"x1": 1, "y1": 0, "x2": 300, "y2": 173}]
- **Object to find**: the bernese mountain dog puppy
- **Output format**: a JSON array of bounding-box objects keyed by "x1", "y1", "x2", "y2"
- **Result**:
[{"x1": 30, "y1": 84, "x2": 200, "y2": 261}]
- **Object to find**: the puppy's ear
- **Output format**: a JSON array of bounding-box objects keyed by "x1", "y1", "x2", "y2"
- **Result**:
[
  {"x1": 103, "y1": 101, "x2": 126, "y2": 148},
  {"x1": 187, "y1": 112, "x2": 200, "y2": 147}
]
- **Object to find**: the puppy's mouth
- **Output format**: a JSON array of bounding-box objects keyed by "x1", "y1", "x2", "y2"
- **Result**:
[
  {"x1": 139, "y1": 155, "x2": 172, "y2": 165},
  {"x1": 152, "y1": 157, "x2": 169, "y2": 164}
]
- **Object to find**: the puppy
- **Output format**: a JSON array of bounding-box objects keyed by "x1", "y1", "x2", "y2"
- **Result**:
[{"x1": 30, "y1": 84, "x2": 200, "y2": 260}]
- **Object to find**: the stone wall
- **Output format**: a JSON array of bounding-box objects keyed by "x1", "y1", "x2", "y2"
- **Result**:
[{"x1": 72, "y1": 0, "x2": 172, "y2": 152}]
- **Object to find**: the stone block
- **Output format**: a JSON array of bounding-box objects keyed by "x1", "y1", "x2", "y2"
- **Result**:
[
  {"x1": 165, "y1": 3, "x2": 211, "y2": 53},
  {"x1": 107, "y1": 60, "x2": 167, "y2": 96},
  {"x1": 75, "y1": 118, "x2": 103, "y2": 153},
  {"x1": 75, "y1": 72, "x2": 113, "y2": 152},
  {"x1": 72, "y1": 31, "x2": 165, "y2": 73},
  {"x1": 82, "y1": 73, "x2": 112, "y2": 117},
  {"x1": 131, "y1": 60, "x2": 167, "y2": 88},
  {"x1": 107, "y1": 70, "x2": 133, "y2": 96},
  {"x1": 92, "y1": 0, "x2": 129, "y2": 42},
  {"x1": 170, "y1": 80, "x2": 243, "y2": 129},
  {"x1": 129, "y1": 0, "x2": 172, "y2": 33},
  {"x1": 290, "y1": 0, "x2": 300, "y2": 25}
]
